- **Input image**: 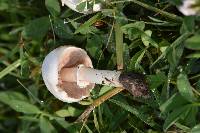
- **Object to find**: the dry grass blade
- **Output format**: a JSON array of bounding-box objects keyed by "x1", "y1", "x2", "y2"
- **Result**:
[{"x1": 76, "y1": 87, "x2": 124, "y2": 123}]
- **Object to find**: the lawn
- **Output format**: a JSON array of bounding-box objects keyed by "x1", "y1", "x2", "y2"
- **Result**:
[{"x1": 0, "y1": 0, "x2": 200, "y2": 132}]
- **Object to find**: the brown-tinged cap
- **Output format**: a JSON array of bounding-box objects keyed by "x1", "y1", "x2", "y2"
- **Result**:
[{"x1": 42, "y1": 46, "x2": 95, "y2": 103}]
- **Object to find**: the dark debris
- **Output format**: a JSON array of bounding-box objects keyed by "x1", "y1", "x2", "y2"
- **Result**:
[{"x1": 119, "y1": 72, "x2": 149, "y2": 97}]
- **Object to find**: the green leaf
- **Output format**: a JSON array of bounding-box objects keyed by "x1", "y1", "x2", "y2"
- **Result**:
[
  {"x1": 121, "y1": 22, "x2": 158, "y2": 47},
  {"x1": 19, "y1": 116, "x2": 39, "y2": 122},
  {"x1": 141, "y1": 30, "x2": 158, "y2": 48},
  {"x1": 109, "y1": 99, "x2": 156, "y2": 127},
  {"x1": 147, "y1": 72, "x2": 167, "y2": 105},
  {"x1": 75, "y1": 14, "x2": 100, "y2": 34},
  {"x1": 177, "y1": 72, "x2": 196, "y2": 102},
  {"x1": 121, "y1": 21, "x2": 145, "y2": 40},
  {"x1": 191, "y1": 124, "x2": 200, "y2": 133},
  {"x1": 55, "y1": 106, "x2": 81, "y2": 117},
  {"x1": 76, "y1": 1, "x2": 86, "y2": 12},
  {"x1": 128, "y1": 49, "x2": 145, "y2": 71},
  {"x1": 169, "y1": 0, "x2": 182, "y2": 6},
  {"x1": 167, "y1": 44, "x2": 184, "y2": 69},
  {"x1": 86, "y1": 35, "x2": 103, "y2": 59},
  {"x1": 53, "y1": 18, "x2": 73, "y2": 40},
  {"x1": 98, "y1": 86, "x2": 113, "y2": 96},
  {"x1": 184, "y1": 106, "x2": 198, "y2": 127},
  {"x1": 39, "y1": 116, "x2": 57, "y2": 133},
  {"x1": 186, "y1": 52, "x2": 200, "y2": 58},
  {"x1": 8, "y1": 100, "x2": 41, "y2": 114},
  {"x1": 109, "y1": 111, "x2": 127, "y2": 130},
  {"x1": 174, "y1": 123, "x2": 190, "y2": 132},
  {"x1": 121, "y1": 21, "x2": 145, "y2": 32},
  {"x1": 0, "y1": 91, "x2": 28, "y2": 105},
  {"x1": 45, "y1": 0, "x2": 60, "y2": 16},
  {"x1": 160, "y1": 93, "x2": 188, "y2": 114},
  {"x1": 180, "y1": 16, "x2": 195, "y2": 33},
  {"x1": 163, "y1": 104, "x2": 191, "y2": 131},
  {"x1": 147, "y1": 72, "x2": 167, "y2": 89},
  {"x1": 150, "y1": 32, "x2": 191, "y2": 68},
  {"x1": 55, "y1": 110, "x2": 72, "y2": 117},
  {"x1": 22, "y1": 17, "x2": 50, "y2": 41},
  {"x1": 185, "y1": 35, "x2": 200, "y2": 50},
  {"x1": 141, "y1": 30, "x2": 152, "y2": 47}
]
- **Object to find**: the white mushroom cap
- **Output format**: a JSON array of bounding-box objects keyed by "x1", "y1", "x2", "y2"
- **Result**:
[
  {"x1": 42, "y1": 46, "x2": 95, "y2": 103},
  {"x1": 178, "y1": 0, "x2": 200, "y2": 16},
  {"x1": 61, "y1": 0, "x2": 102, "y2": 14}
]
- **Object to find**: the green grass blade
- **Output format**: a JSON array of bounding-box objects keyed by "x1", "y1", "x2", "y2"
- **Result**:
[
  {"x1": 0, "y1": 59, "x2": 21, "y2": 79},
  {"x1": 111, "y1": 0, "x2": 183, "y2": 22},
  {"x1": 109, "y1": 99, "x2": 156, "y2": 127},
  {"x1": 150, "y1": 32, "x2": 191, "y2": 68},
  {"x1": 115, "y1": 21, "x2": 124, "y2": 70},
  {"x1": 163, "y1": 104, "x2": 191, "y2": 131}
]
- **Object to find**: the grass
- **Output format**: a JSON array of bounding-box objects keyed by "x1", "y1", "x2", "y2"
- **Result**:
[{"x1": 0, "y1": 0, "x2": 200, "y2": 132}]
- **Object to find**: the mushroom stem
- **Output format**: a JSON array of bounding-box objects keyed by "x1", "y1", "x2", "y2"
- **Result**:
[{"x1": 60, "y1": 67, "x2": 123, "y2": 88}]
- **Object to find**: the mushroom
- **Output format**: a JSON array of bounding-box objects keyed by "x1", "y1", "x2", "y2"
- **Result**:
[
  {"x1": 42, "y1": 46, "x2": 148, "y2": 103},
  {"x1": 178, "y1": 0, "x2": 200, "y2": 16},
  {"x1": 61, "y1": 0, "x2": 103, "y2": 14}
]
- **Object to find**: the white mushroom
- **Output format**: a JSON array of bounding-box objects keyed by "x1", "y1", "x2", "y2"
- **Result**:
[
  {"x1": 178, "y1": 0, "x2": 200, "y2": 16},
  {"x1": 61, "y1": 0, "x2": 103, "y2": 14},
  {"x1": 42, "y1": 46, "x2": 95, "y2": 103},
  {"x1": 42, "y1": 46, "x2": 148, "y2": 103}
]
